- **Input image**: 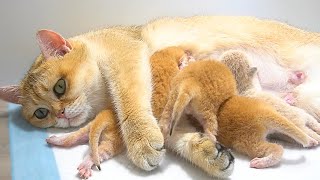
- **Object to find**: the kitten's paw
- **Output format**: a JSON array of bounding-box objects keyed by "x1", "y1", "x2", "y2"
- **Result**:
[
  {"x1": 250, "y1": 156, "x2": 279, "y2": 169},
  {"x1": 304, "y1": 137, "x2": 318, "y2": 147},
  {"x1": 77, "y1": 156, "x2": 94, "y2": 179},
  {"x1": 125, "y1": 117, "x2": 165, "y2": 171},
  {"x1": 46, "y1": 135, "x2": 67, "y2": 146},
  {"x1": 178, "y1": 54, "x2": 195, "y2": 70},
  {"x1": 46, "y1": 133, "x2": 88, "y2": 147}
]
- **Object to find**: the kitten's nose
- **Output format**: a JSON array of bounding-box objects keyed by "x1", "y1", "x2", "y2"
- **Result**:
[{"x1": 57, "y1": 108, "x2": 66, "y2": 118}]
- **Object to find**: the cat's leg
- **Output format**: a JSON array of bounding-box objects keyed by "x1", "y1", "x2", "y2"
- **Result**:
[
  {"x1": 247, "y1": 141, "x2": 284, "y2": 169},
  {"x1": 255, "y1": 92, "x2": 320, "y2": 143},
  {"x1": 88, "y1": 109, "x2": 120, "y2": 168},
  {"x1": 166, "y1": 116, "x2": 234, "y2": 178},
  {"x1": 103, "y1": 41, "x2": 164, "y2": 171},
  {"x1": 198, "y1": 110, "x2": 218, "y2": 143},
  {"x1": 159, "y1": 88, "x2": 179, "y2": 138},
  {"x1": 46, "y1": 124, "x2": 90, "y2": 147},
  {"x1": 77, "y1": 139, "x2": 125, "y2": 179}
]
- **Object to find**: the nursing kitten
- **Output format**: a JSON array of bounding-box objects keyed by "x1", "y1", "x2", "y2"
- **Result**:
[
  {"x1": 160, "y1": 60, "x2": 317, "y2": 168},
  {"x1": 47, "y1": 47, "x2": 234, "y2": 179},
  {"x1": 160, "y1": 60, "x2": 237, "y2": 143},
  {"x1": 220, "y1": 50, "x2": 320, "y2": 143},
  {"x1": 2, "y1": 15, "x2": 320, "y2": 173}
]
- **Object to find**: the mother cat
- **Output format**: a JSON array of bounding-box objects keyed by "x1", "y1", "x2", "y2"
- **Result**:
[{"x1": 1, "y1": 16, "x2": 320, "y2": 177}]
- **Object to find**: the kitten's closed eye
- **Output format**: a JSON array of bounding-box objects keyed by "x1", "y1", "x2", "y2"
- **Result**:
[
  {"x1": 34, "y1": 108, "x2": 49, "y2": 119},
  {"x1": 54, "y1": 79, "x2": 66, "y2": 98}
]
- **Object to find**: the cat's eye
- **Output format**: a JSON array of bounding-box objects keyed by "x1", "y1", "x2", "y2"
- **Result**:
[
  {"x1": 53, "y1": 79, "x2": 66, "y2": 98},
  {"x1": 34, "y1": 108, "x2": 49, "y2": 119}
]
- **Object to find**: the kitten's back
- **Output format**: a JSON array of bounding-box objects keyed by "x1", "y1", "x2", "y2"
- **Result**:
[{"x1": 150, "y1": 46, "x2": 185, "y2": 119}]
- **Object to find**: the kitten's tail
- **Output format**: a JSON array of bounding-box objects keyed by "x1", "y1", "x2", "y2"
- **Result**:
[
  {"x1": 266, "y1": 112, "x2": 317, "y2": 147},
  {"x1": 89, "y1": 110, "x2": 116, "y2": 170},
  {"x1": 169, "y1": 82, "x2": 194, "y2": 136}
]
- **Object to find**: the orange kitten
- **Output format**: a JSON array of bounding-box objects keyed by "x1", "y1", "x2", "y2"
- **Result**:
[
  {"x1": 160, "y1": 60, "x2": 317, "y2": 168},
  {"x1": 160, "y1": 60, "x2": 236, "y2": 143}
]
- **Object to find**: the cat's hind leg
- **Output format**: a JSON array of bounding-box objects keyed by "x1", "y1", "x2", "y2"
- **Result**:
[
  {"x1": 247, "y1": 141, "x2": 284, "y2": 169},
  {"x1": 88, "y1": 109, "x2": 120, "y2": 169},
  {"x1": 256, "y1": 91, "x2": 320, "y2": 143},
  {"x1": 166, "y1": 116, "x2": 234, "y2": 178},
  {"x1": 77, "y1": 137, "x2": 125, "y2": 179},
  {"x1": 46, "y1": 124, "x2": 90, "y2": 147}
]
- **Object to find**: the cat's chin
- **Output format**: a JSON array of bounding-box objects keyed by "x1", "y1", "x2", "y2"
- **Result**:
[{"x1": 54, "y1": 111, "x2": 89, "y2": 128}]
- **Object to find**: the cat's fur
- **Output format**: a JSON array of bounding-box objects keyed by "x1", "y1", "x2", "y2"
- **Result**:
[
  {"x1": 1, "y1": 15, "x2": 320, "y2": 172},
  {"x1": 46, "y1": 47, "x2": 234, "y2": 178},
  {"x1": 160, "y1": 59, "x2": 317, "y2": 168},
  {"x1": 220, "y1": 50, "x2": 320, "y2": 143},
  {"x1": 160, "y1": 60, "x2": 236, "y2": 143}
]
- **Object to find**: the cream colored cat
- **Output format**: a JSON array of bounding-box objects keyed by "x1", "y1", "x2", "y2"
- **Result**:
[{"x1": 1, "y1": 15, "x2": 320, "y2": 172}]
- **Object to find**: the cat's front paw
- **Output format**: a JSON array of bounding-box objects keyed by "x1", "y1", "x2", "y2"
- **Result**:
[
  {"x1": 124, "y1": 116, "x2": 165, "y2": 171},
  {"x1": 77, "y1": 155, "x2": 94, "y2": 179},
  {"x1": 46, "y1": 133, "x2": 88, "y2": 147},
  {"x1": 46, "y1": 135, "x2": 68, "y2": 147}
]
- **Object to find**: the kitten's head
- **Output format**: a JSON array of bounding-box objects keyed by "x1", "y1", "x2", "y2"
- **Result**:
[
  {"x1": 220, "y1": 50, "x2": 257, "y2": 93},
  {"x1": 0, "y1": 30, "x2": 100, "y2": 128}
]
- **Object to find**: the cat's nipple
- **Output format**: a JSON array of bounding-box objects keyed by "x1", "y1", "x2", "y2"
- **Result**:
[{"x1": 57, "y1": 108, "x2": 66, "y2": 119}]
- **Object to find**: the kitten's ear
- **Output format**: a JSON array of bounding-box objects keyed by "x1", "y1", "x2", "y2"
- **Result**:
[
  {"x1": 0, "y1": 85, "x2": 21, "y2": 104},
  {"x1": 249, "y1": 67, "x2": 258, "y2": 77},
  {"x1": 36, "y1": 29, "x2": 72, "y2": 59}
]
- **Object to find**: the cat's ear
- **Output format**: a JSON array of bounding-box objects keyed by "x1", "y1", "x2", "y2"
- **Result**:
[
  {"x1": 0, "y1": 85, "x2": 21, "y2": 104},
  {"x1": 249, "y1": 67, "x2": 258, "y2": 77},
  {"x1": 36, "y1": 29, "x2": 72, "y2": 59}
]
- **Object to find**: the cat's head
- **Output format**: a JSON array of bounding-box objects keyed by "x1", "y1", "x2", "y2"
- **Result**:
[
  {"x1": 220, "y1": 50, "x2": 257, "y2": 93},
  {"x1": 0, "y1": 30, "x2": 102, "y2": 128}
]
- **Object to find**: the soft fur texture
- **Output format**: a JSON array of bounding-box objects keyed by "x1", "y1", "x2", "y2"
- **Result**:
[
  {"x1": 160, "y1": 58, "x2": 317, "y2": 169},
  {"x1": 1, "y1": 15, "x2": 320, "y2": 174},
  {"x1": 160, "y1": 60, "x2": 237, "y2": 143},
  {"x1": 46, "y1": 47, "x2": 234, "y2": 179},
  {"x1": 220, "y1": 50, "x2": 320, "y2": 144}
]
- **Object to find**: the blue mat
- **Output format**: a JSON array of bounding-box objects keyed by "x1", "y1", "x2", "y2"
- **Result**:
[{"x1": 8, "y1": 104, "x2": 60, "y2": 180}]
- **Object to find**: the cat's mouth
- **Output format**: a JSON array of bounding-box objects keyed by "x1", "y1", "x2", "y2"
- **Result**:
[{"x1": 55, "y1": 112, "x2": 85, "y2": 128}]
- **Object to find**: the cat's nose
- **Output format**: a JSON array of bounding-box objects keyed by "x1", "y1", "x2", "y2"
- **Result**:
[{"x1": 57, "y1": 108, "x2": 66, "y2": 118}]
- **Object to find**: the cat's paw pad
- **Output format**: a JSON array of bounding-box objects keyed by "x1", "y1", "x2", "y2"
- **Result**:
[
  {"x1": 178, "y1": 54, "x2": 195, "y2": 70},
  {"x1": 304, "y1": 137, "x2": 318, "y2": 147},
  {"x1": 77, "y1": 156, "x2": 94, "y2": 179},
  {"x1": 126, "y1": 121, "x2": 165, "y2": 171},
  {"x1": 250, "y1": 157, "x2": 276, "y2": 169}
]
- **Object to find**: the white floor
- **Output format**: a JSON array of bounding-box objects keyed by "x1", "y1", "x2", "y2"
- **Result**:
[{"x1": 48, "y1": 129, "x2": 320, "y2": 180}]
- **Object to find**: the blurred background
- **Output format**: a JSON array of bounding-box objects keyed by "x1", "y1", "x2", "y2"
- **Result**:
[{"x1": 0, "y1": 0, "x2": 319, "y2": 86}]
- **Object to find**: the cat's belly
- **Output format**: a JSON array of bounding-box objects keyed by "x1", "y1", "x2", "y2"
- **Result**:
[
  {"x1": 243, "y1": 50, "x2": 292, "y2": 92},
  {"x1": 200, "y1": 49, "x2": 291, "y2": 92}
]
